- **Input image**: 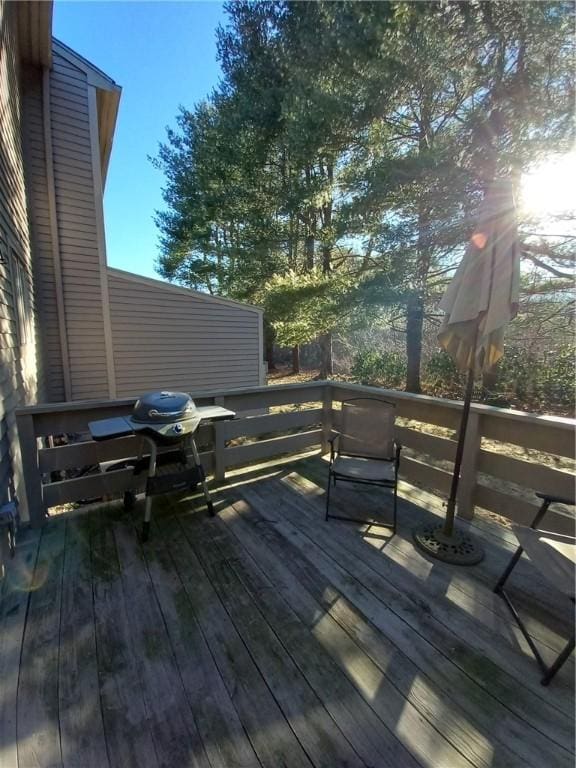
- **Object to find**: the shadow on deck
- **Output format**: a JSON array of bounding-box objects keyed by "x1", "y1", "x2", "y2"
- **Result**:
[{"x1": 1, "y1": 454, "x2": 574, "y2": 768}]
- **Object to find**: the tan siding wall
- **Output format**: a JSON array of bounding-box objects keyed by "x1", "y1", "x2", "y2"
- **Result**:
[
  {"x1": 108, "y1": 272, "x2": 262, "y2": 397},
  {"x1": 0, "y1": 0, "x2": 39, "y2": 508},
  {"x1": 21, "y1": 64, "x2": 64, "y2": 402},
  {"x1": 49, "y1": 51, "x2": 109, "y2": 401}
]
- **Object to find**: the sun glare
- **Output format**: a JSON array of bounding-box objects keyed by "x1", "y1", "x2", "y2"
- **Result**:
[{"x1": 520, "y1": 152, "x2": 576, "y2": 218}]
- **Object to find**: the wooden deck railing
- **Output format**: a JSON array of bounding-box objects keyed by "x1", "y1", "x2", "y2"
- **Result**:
[{"x1": 15, "y1": 380, "x2": 575, "y2": 532}]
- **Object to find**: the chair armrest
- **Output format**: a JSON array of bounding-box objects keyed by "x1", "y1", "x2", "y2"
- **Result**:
[{"x1": 536, "y1": 492, "x2": 575, "y2": 507}]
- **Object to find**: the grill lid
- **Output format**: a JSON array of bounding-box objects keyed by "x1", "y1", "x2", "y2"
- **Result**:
[{"x1": 132, "y1": 391, "x2": 198, "y2": 424}]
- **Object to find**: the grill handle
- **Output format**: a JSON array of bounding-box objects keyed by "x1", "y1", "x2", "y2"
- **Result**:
[{"x1": 147, "y1": 408, "x2": 190, "y2": 419}]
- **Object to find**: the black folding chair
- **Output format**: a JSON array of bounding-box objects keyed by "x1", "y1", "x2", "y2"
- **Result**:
[
  {"x1": 494, "y1": 492, "x2": 575, "y2": 686},
  {"x1": 326, "y1": 398, "x2": 401, "y2": 531}
]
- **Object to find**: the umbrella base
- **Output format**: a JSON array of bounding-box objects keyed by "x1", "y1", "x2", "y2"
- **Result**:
[{"x1": 413, "y1": 524, "x2": 484, "y2": 565}]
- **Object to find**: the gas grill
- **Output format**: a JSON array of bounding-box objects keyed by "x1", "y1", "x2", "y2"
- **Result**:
[{"x1": 89, "y1": 391, "x2": 235, "y2": 540}]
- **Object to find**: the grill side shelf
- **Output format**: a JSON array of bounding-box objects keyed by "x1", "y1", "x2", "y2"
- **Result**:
[{"x1": 89, "y1": 417, "x2": 134, "y2": 441}]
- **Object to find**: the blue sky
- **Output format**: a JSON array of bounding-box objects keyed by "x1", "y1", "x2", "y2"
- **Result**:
[{"x1": 54, "y1": 1, "x2": 226, "y2": 279}]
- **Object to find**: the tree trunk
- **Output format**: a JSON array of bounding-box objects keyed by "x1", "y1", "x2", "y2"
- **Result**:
[
  {"x1": 319, "y1": 333, "x2": 333, "y2": 378},
  {"x1": 406, "y1": 106, "x2": 432, "y2": 395},
  {"x1": 321, "y1": 164, "x2": 333, "y2": 274},
  {"x1": 305, "y1": 166, "x2": 316, "y2": 270},
  {"x1": 292, "y1": 345, "x2": 300, "y2": 374},
  {"x1": 406, "y1": 293, "x2": 424, "y2": 393},
  {"x1": 318, "y1": 161, "x2": 334, "y2": 378},
  {"x1": 305, "y1": 208, "x2": 315, "y2": 271},
  {"x1": 481, "y1": 369, "x2": 498, "y2": 397},
  {"x1": 305, "y1": 231, "x2": 315, "y2": 270},
  {"x1": 265, "y1": 332, "x2": 276, "y2": 372}
]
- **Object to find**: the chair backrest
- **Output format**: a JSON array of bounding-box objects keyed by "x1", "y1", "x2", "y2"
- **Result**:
[{"x1": 339, "y1": 398, "x2": 396, "y2": 460}]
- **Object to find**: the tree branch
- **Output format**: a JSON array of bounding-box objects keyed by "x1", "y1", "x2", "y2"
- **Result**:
[{"x1": 521, "y1": 250, "x2": 574, "y2": 278}]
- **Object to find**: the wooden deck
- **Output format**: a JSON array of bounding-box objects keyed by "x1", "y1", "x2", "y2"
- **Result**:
[{"x1": 1, "y1": 455, "x2": 574, "y2": 768}]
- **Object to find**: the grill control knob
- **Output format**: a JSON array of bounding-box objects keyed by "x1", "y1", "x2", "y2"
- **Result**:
[{"x1": 173, "y1": 423, "x2": 183, "y2": 434}]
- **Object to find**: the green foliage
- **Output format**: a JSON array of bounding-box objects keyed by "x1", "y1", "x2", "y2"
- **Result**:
[
  {"x1": 422, "y1": 351, "x2": 466, "y2": 397},
  {"x1": 258, "y1": 268, "x2": 360, "y2": 347},
  {"x1": 351, "y1": 350, "x2": 407, "y2": 388},
  {"x1": 348, "y1": 344, "x2": 575, "y2": 415},
  {"x1": 486, "y1": 345, "x2": 575, "y2": 413},
  {"x1": 542, "y1": 348, "x2": 576, "y2": 410}
]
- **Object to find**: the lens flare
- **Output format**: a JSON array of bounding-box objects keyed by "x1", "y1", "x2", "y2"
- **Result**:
[
  {"x1": 520, "y1": 152, "x2": 576, "y2": 218},
  {"x1": 471, "y1": 232, "x2": 487, "y2": 250}
]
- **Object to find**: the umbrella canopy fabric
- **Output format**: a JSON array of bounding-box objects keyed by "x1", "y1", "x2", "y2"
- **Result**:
[{"x1": 438, "y1": 178, "x2": 521, "y2": 373}]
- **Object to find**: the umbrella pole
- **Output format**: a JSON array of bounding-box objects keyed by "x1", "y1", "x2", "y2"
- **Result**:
[
  {"x1": 443, "y1": 364, "x2": 476, "y2": 537},
  {"x1": 412, "y1": 334, "x2": 484, "y2": 565}
]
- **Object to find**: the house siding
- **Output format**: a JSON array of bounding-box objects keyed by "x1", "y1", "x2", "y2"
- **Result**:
[
  {"x1": 0, "y1": 0, "x2": 39, "y2": 507},
  {"x1": 49, "y1": 50, "x2": 110, "y2": 401},
  {"x1": 22, "y1": 45, "x2": 115, "y2": 404},
  {"x1": 21, "y1": 64, "x2": 63, "y2": 402},
  {"x1": 108, "y1": 270, "x2": 263, "y2": 397}
]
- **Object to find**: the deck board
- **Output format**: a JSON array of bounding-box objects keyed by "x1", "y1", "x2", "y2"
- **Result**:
[
  {"x1": 268, "y1": 474, "x2": 576, "y2": 730},
  {"x1": 2, "y1": 455, "x2": 574, "y2": 768},
  {"x1": 153, "y1": 504, "x2": 312, "y2": 768},
  {"x1": 58, "y1": 517, "x2": 108, "y2": 768},
  {"x1": 90, "y1": 509, "x2": 158, "y2": 768},
  {"x1": 183, "y1": 512, "x2": 368, "y2": 768},
  {"x1": 17, "y1": 524, "x2": 65, "y2": 768},
  {"x1": 132, "y1": 507, "x2": 261, "y2": 768},
  {"x1": 295, "y1": 459, "x2": 573, "y2": 629},
  {"x1": 111, "y1": 511, "x2": 211, "y2": 768},
  {"x1": 287, "y1": 460, "x2": 574, "y2": 668},
  {"x1": 239, "y1": 479, "x2": 574, "y2": 766},
  {"x1": 0, "y1": 528, "x2": 41, "y2": 768},
  {"x1": 282, "y1": 470, "x2": 576, "y2": 697},
  {"x1": 212, "y1": 500, "x2": 467, "y2": 768},
  {"x1": 219, "y1": 496, "x2": 525, "y2": 768}
]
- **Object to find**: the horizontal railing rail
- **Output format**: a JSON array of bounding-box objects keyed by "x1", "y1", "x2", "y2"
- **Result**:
[{"x1": 15, "y1": 380, "x2": 575, "y2": 532}]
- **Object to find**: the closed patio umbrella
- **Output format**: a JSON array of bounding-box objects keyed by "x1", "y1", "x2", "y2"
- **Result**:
[{"x1": 413, "y1": 178, "x2": 521, "y2": 565}]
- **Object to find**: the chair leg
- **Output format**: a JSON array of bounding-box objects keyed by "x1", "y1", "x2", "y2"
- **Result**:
[
  {"x1": 494, "y1": 546, "x2": 524, "y2": 593},
  {"x1": 392, "y1": 482, "x2": 397, "y2": 533},
  {"x1": 541, "y1": 634, "x2": 576, "y2": 686},
  {"x1": 494, "y1": 546, "x2": 575, "y2": 686},
  {"x1": 530, "y1": 498, "x2": 551, "y2": 530},
  {"x1": 493, "y1": 498, "x2": 549, "y2": 586},
  {"x1": 325, "y1": 470, "x2": 332, "y2": 521}
]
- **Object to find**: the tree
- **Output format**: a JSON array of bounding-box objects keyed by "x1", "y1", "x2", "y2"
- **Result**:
[
  {"x1": 339, "y1": 1, "x2": 574, "y2": 390},
  {"x1": 155, "y1": 1, "x2": 402, "y2": 376},
  {"x1": 155, "y1": 1, "x2": 574, "y2": 388}
]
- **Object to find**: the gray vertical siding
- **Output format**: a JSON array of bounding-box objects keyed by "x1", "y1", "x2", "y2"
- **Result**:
[
  {"x1": 0, "y1": 1, "x2": 39, "y2": 507},
  {"x1": 49, "y1": 50, "x2": 110, "y2": 400},
  {"x1": 108, "y1": 270, "x2": 263, "y2": 397},
  {"x1": 21, "y1": 64, "x2": 64, "y2": 402}
]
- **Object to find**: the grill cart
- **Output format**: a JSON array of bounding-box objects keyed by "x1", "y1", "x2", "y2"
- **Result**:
[{"x1": 89, "y1": 391, "x2": 235, "y2": 540}]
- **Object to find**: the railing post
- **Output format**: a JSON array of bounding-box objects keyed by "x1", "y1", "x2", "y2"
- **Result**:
[
  {"x1": 213, "y1": 396, "x2": 227, "y2": 483},
  {"x1": 457, "y1": 411, "x2": 481, "y2": 520},
  {"x1": 15, "y1": 412, "x2": 45, "y2": 527},
  {"x1": 321, "y1": 384, "x2": 332, "y2": 455}
]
